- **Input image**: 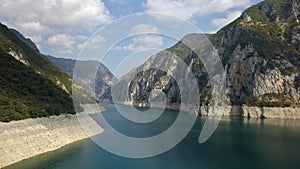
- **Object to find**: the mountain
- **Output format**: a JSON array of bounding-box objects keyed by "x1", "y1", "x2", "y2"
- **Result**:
[
  {"x1": 210, "y1": 0, "x2": 300, "y2": 107},
  {"x1": 0, "y1": 23, "x2": 80, "y2": 122},
  {"x1": 9, "y1": 28, "x2": 40, "y2": 52},
  {"x1": 105, "y1": 0, "x2": 300, "y2": 117},
  {"x1": 46, "y1": 55, "x2": 114, "y2": 99}
]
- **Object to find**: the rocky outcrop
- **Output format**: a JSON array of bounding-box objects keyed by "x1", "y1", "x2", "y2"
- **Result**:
[
  {"x1": 253, "y1": 69, "x2": 299, "y2": 99},
  {"x1": 243, "y1": 106, "x2": 300, "y2": 119},
  {"x1": 199, "y1": 105, "x2": 300, "y2": 119},
  {"x1": 8, "y1": 49, "x2": 30, "y2": 66}
]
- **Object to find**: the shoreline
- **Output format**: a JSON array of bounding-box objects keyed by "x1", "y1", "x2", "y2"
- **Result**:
[
  {"x1": 0, "y1": 111, "x2": 103, "y2": 168},
  {"x1": 1, "y1": 103, "x2": 300, "y2": 168},
  {"x1": 2, "y1": 137, "x2": 91, "y2": 169},
  {"x1": 106, "y1": 101, "x2": 300, "y2": 119},
  {"x1": 200, "y1": 105, "x2": 300, "y2": 120}
]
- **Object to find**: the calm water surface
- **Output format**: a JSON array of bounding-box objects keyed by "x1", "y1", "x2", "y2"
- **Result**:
[{"x1": 5, "y1": 103, "x2": 300, "y2": 169}]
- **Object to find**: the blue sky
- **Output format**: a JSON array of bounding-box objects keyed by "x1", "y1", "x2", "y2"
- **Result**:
[
  {"x1": 102, "y1": 0, "x2": 262, "y2": 32},
  {"x1": 0, "y1": 0, "x2": 263, "y2": 76}
]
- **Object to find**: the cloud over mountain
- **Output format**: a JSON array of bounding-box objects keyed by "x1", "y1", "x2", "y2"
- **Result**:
[
  {"x1": 0, "y1": 0, "x2": 112, "y2": 56},
  {"x1": 144, "y1": 0, "x2": 251, "y2": 19}
]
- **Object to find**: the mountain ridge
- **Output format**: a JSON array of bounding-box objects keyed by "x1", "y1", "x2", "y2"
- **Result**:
[
  {"x1": 46, "y1": 55, "x2": 115, "y2": 99},
  {"x1": 104, "y1": 0, "x2": 300, "y2": 118},
  {"x1": 0, "y1": 23, "x2": 79, "y2": 122}
]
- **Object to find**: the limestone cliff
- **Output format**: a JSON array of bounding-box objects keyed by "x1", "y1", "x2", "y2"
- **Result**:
[{"x1": 104, "y1": 0, "x2": 300, "y2": 118}]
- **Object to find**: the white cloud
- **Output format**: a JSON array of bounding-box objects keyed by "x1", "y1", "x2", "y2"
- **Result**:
[
  {"x1": 0, "y1": 0, "x2": 112, "y2": 55},
  {"x1": 109, "y1": 0, "x2": 127, "y2": 4},
  {"x1": 121, "y1": 35, "x2": 164, "y2": 51},
  {"x1": 29, "y1": 35, "x2": 43, "y2": 44},
  {"x1": 90, "y1": 35, "x2": 107, "y2": 45},
  {"x1": 76, "y1": 35, "x2": 89, "y2": 42},
  {"x1": 78, "y1": 35, "x2": 107, "y2": 50},
  {"x1": 130, "y1": 24, "x2": 159, "y2": 34},
  {"x1": 0, "y1": 0, "x2": 111, "y2": 32},
  {"x1": 18, "y1": 22, "x2": 49, "y2": 34},
  {"x1": 46, "y1": 34, "x2": 75, "y2": 54},
  {"x1": 119, "y1": 24, "x2": 164, "y2": 51},
  {"x1": 144, "y1": 0, "x2": 251, "y2": 19},
  {"x1": 211, "y1": 11, "x2": 242, "y2": 30}
]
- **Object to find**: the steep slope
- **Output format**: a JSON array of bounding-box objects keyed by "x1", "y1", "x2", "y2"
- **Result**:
[
  {"x1": 9, "y1": 28, "x2": 39, "y2": 52},
  {"x1": 46, "y1": 55, "x2": 114, "y2": 98},
  {"x1": 0, "y1": 23, "x2": 73, "y2": 93},
  {"x1": 107, "y1": 0, "x2": 300, "y2": 117},
  {"x1": 0, "y1": 23, "x2": 77, "y2": 122},
  {"x1": 210, "y1": 0, "x2": 300, "y2": 107}
]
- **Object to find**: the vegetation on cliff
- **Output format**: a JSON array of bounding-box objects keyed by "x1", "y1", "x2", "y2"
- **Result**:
[
  {"x1": 0, "y1": 23, "x2": 78, "y2": 122},
  {"x1": 110, "y1": 0, "x2": 300, "y2": 110}
]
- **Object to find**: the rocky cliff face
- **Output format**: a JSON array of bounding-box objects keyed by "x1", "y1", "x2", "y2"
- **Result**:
[
  {"x1": 217, "y1": 0, "x2": 300, "y2": 108},
  {"x1": 106, "y1": 0, "x2": 300, "y2": 117}
]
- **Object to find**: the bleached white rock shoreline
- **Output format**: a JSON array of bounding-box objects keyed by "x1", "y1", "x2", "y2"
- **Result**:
[
  {"x1": 0, "y1": 106, "x2": 103, "y2": 168},
  {"x1": 115, "y1": 101, "x2": 300, "y2": 119},
  {"x1": 200, "y1": 105, "x2": 300, "y2": 119},
  {"x1": 242, "y1": 106, "x2": 300, "y2": 119},
  {"x1": 1, "y1": 103, "x2": 299, "y2": 168}
]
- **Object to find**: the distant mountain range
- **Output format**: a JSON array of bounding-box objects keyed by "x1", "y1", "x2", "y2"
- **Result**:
[
  {"x1": 104, "y1": 0, "x2": 300, "y2": 116},
  {"x1": 46, "y1": 55, "x2": 114, "y2": 99}
]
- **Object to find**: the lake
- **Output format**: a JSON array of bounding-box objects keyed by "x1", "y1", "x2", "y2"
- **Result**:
[{"x1": 4, "y1": 103, "x2": 300, "y2": 169}]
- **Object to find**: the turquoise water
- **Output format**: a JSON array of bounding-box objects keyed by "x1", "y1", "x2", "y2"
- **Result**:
[{"x1": 5, "y1": 103, "x2": 300, "y2": 169}]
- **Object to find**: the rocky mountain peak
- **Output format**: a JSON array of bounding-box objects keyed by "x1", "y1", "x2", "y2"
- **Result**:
[
  {"x1": 244, "y1": 0, "x2": 300, "y2": 22},
  {"x1": 107, "y1": 0, "x2": 300, "y2": 116}
]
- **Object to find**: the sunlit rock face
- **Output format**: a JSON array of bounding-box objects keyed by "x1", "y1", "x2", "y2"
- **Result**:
[{"x1": 102, "y1": 0, "x2": 300, "y2": 118}]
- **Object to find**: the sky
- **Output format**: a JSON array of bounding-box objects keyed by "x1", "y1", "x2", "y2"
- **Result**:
[{"x1": 0, "y1": 0, "x2": 263, "y2": 77}]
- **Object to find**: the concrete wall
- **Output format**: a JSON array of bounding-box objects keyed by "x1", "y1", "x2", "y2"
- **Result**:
[{"x1": 0, "y1": 114, "x2": 103, "y2": 168}]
